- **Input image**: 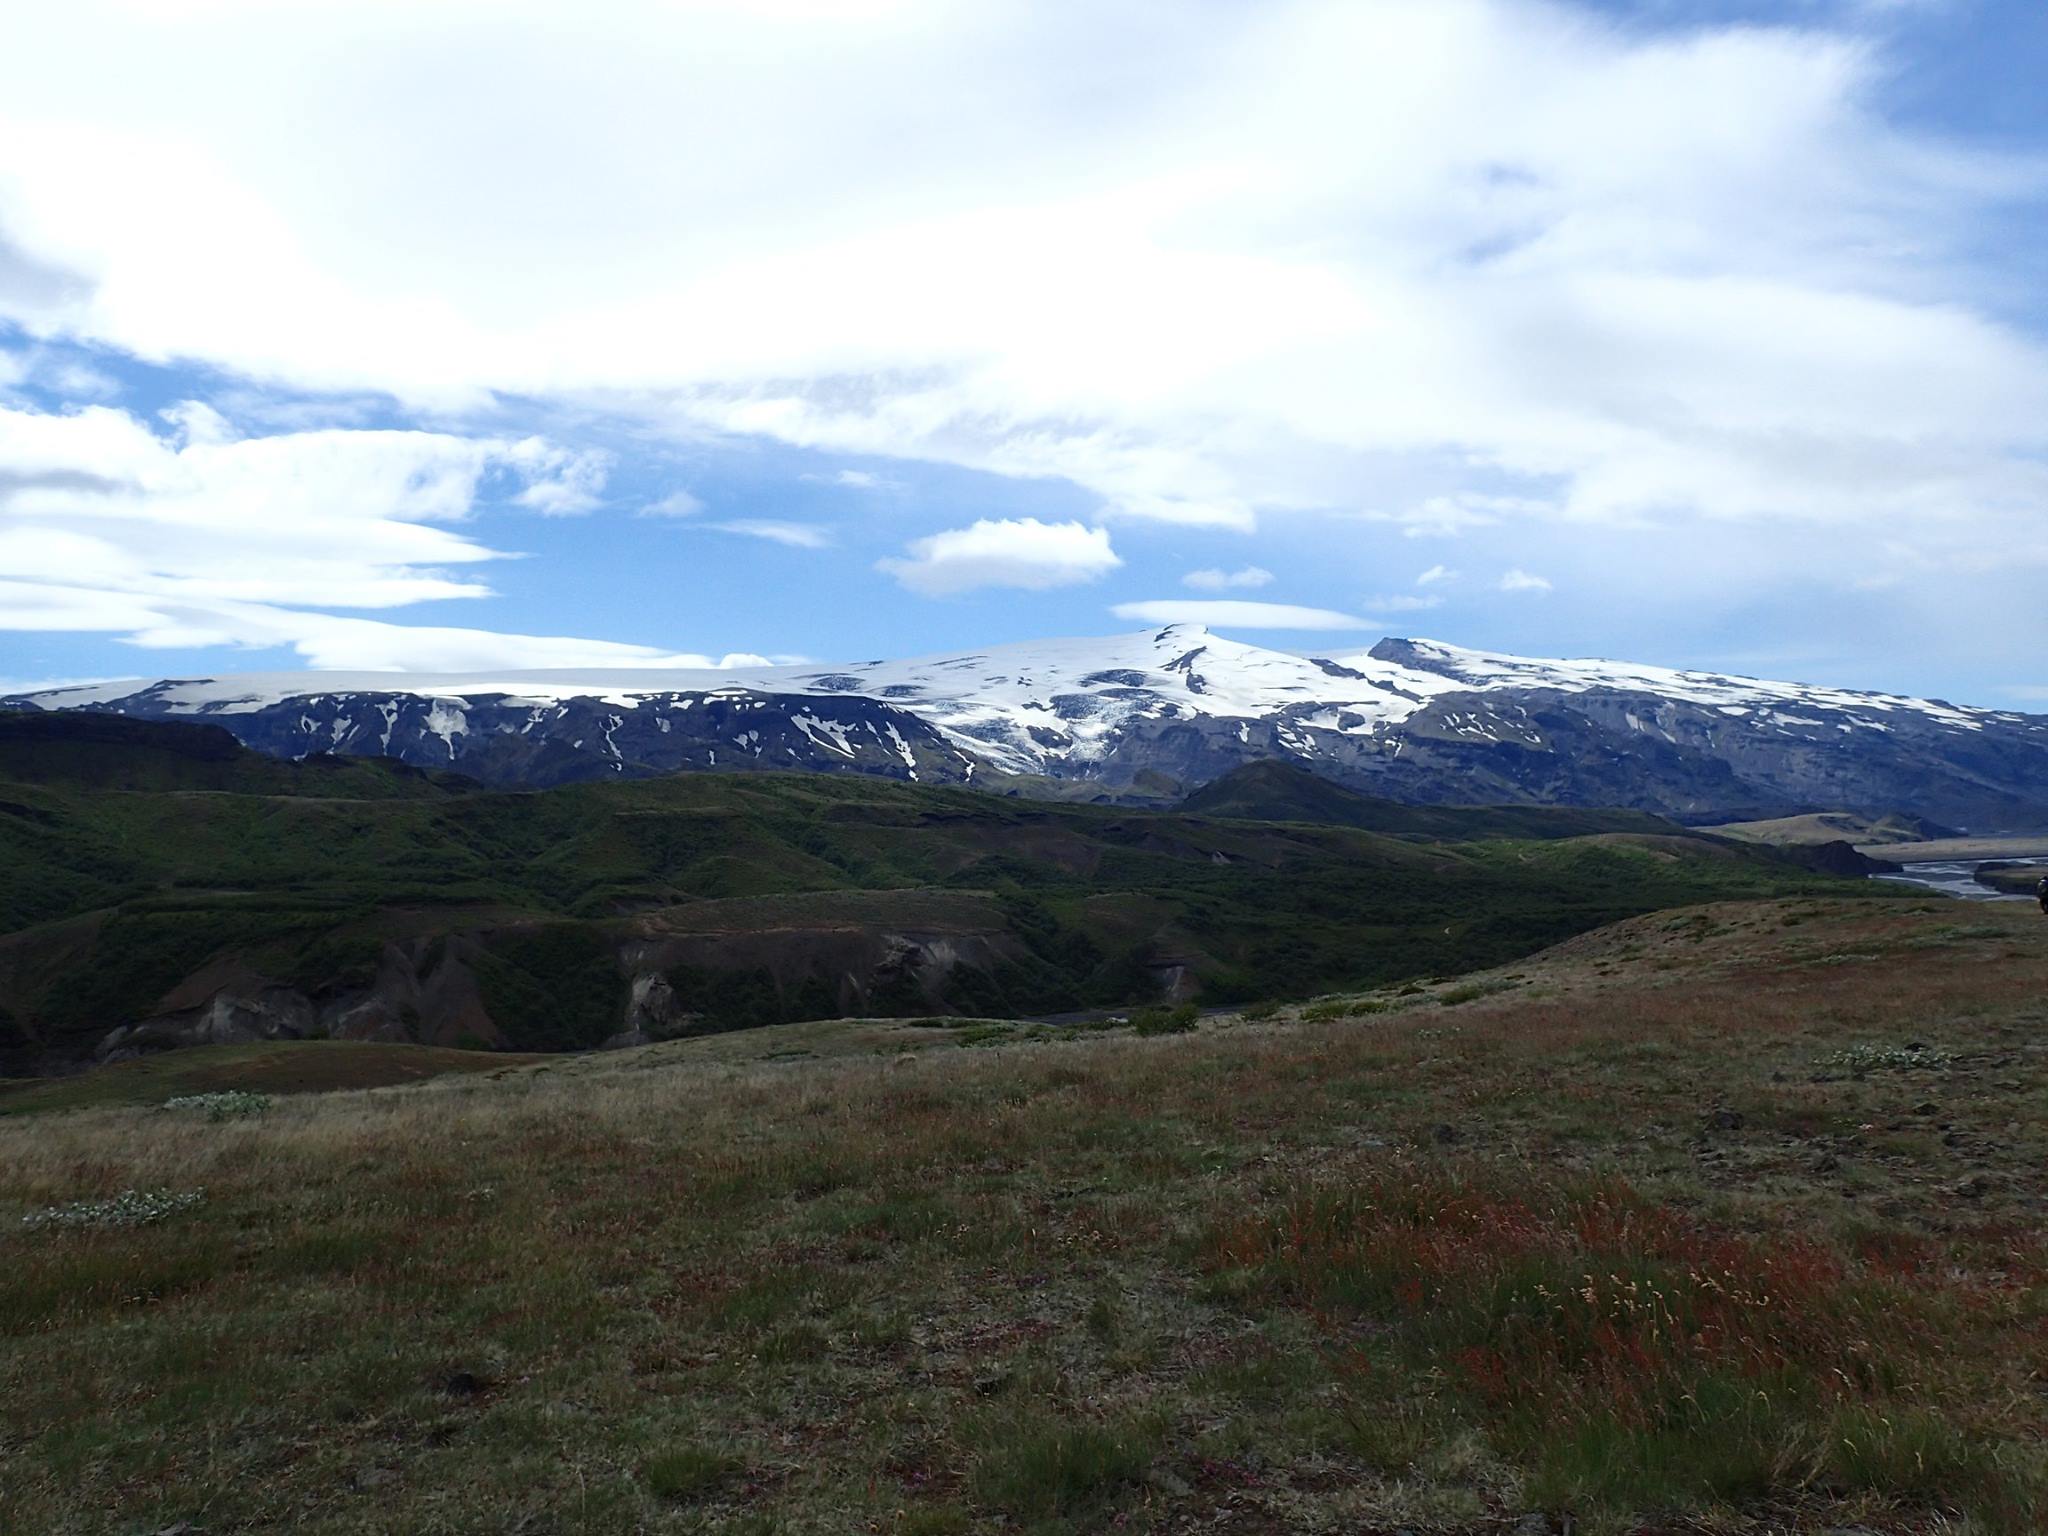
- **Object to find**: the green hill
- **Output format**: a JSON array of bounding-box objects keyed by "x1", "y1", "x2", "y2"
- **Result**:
[
  {"x1": 1702, "y1": 808, "x2": 1961, "y2": 847},
  {"x1": 1179, "y1": 758, "x2": 1674, "y2": 840},
  {"x1": 1, "y1": 714, "x2": 1889, "y2": 1072},
  {"x1": 0, "y1": 709, "x2": 464, "y2": 797}
]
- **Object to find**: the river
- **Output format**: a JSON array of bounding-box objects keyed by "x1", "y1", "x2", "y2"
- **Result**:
[{"x1": 1873, "y1": 861, "x2": 2034, "y2": 902}]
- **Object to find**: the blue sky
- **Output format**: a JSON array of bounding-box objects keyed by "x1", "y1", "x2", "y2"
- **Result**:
[{"x1": 1, "y1": 0, "x2": 2045, "y2": 706}]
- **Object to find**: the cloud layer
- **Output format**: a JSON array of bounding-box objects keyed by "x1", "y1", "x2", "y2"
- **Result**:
[
  {"x1": 4, "y1": 1, "x2": 2041, "y2": 551},
  {"x1": 0, "y1": 0, "x2": 2043, "y2": 685},
  {"x1": 0, "y1": 397, "x2": 633, "y2": 667},
  {"x1": 1110, "y1": 600, "x2": 1370, "y2": 631},
  {"x1": 1183, "y1": 566, "x2": 1274, "y2": 592}
]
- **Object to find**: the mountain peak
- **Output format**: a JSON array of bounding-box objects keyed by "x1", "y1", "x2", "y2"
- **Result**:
[{"x1": 8, "y1": 627, "x2": 2044, "y2": 826}]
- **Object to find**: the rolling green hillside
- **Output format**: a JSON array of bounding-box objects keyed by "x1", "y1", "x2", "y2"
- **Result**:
[
  {"x1": 0, "y1": 714, "x2": 1890, "y2": 1071},
  {"x1": 1701, "y1": 808, "x2": 1960, "y2": 847},
  {"x1": 1178, "y1": 758, "x2": 1678, "y2": 839},
  {"x1": 0, "y1": 709, "x2": 465, "y2": 797}
]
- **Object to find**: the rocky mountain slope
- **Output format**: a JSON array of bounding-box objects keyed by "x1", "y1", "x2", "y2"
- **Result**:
[{"x1": 11, "y1": 625, "x2": 2046, "y2": 825}]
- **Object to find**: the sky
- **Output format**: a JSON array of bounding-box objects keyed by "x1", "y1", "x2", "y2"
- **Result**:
[{"x1": 1, "y1": 0, "x2": 2045, "y2": 706}]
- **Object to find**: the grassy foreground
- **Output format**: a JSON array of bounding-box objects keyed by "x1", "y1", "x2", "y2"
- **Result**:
[{"x1": 3, "y1": 896, "x2": 2044, "y2": 1534}]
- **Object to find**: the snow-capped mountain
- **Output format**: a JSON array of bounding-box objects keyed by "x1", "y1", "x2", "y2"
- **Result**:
[{"x1": 10, "y1": 626, "x2": 2047, "y2": 826}]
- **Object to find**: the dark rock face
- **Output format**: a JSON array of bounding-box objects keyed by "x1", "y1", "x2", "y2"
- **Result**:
[
  {"x1": 1053, "y1": 684, "x2": 2048, "y2": 830},
  {"x1": 97, "y1": 986, "x2": 320, "y2": 1061},
  {"x1": 87, "y1": 935, "x2": 509, "y2": 1065},
  {"x1": 36, "y1": 685, "x2": 980, "y2": 789},
  {"x1": 60, "y1": 913, "x2": 1026, "y2": 1070},
  {"x1": 1359, "y1": 640, "x2": 2048, "y2": 828}
]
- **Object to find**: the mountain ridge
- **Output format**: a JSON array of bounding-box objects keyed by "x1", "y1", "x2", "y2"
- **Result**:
[{"x1": 10, "y1": 626, "x2": 2046, "y2": 827}]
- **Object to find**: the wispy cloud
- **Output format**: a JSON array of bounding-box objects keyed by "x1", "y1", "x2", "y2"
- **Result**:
[
  {"x1": 0, "y1": 397, "x2": 676, "y2": 668},
  {"x1": 640, "y1": 489, "x2": 703, "y2": 518},
  {"x1": 709, "y1": 519, "x2": 832, "y2": 549},
  {"x1": 0, "y1": 398, "x2": 594, "y2": 612},
  {"x1": 835, "y1": 468, "x2": 900, "y2": 491},
  {"x1": 1499, "y1": 569, "x2": 1553, "y2": 594},
  {"x1": 1182, "y1": 565, "x2": 1273, "y2": 591},
  {"x1": 513, "y1": 448, "x2": 611, "y2": 515},
  {"x1": 1110, "y1": 600, "x2": 1372, "y2": 631}
]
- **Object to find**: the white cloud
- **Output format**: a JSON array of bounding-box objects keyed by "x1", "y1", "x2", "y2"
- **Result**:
[
  {"x1": 1109, "y1": 599, "x2": 1371, "y2": 630},
  {"x1": 0, "y1": 399, "x2": 687, "y2": 665},
  {"x1": 48, "y1": 361, "x2": 117, "y2": 398},
  {"x1": 799, "y1": 467, "x2": 902, "y2": 491},
  {"x1": 0, "y1": 0, "x2": 2036, "y2": 558},
  {"x1": 511, "y1": 443, "x2": 610, "y2": 514},
  {"x1": 0, "y1": 580, "x2": 763, "y2": 672},
  {"x1": 1183, "y1": 565, "x2": 1274, "y2": 591},
  {"x1": 834, "y1": 469, "x2": 900, "y2": 490},
  {"x1": 709, "y1": 518, "x2": 832, "y2": 549},
  {"x1": 0, "y1": 0, "x2": 2043, "y2": 683},
  {"x1": 1358, "y1": 494, "x2": 1554, "y2": 540},
  {"x1": 247, "y1": 617, "x2": 769, "y2": 672},
  {"x1": 641, "y1": 489, "x2": 703, "y2": 517},
  {"x1": 1416, "y1": 564, "x2": 1455, "y2": 586},
  {"x1": 1366, "y1": 592, "x2": 1443, "y2": 612},
  {"x1": 160, "y1": 399, "x2": 234, "y2": 448},
  {"x1": 0, "y1": 401, "x2": 573, "y2": 608},
  {"x1": 1499, "y1": 568, "x2": 1552, "y2": 593},
  {"x1": 878, "y1": 517, "x2": 1119, "y2": 596}
]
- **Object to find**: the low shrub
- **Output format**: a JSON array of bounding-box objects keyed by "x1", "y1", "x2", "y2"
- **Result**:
[
  {"x1": 1823, "y1": 1042, "x2": 1955, "y2": 1073},
  {"x1": 163, "y1": 1090, "x2": 272, "y2": 1121},
  {"x1": 1131, "y1": 1003, "x2": 1199, "y2": 1036},
  {"x1": 22, "y1": 1188, "x2": 206, "y2": 1232},
  {"x1": 951, "y1": 1024, "x2": 1011, "y2": 1048},
  {"x1": 1300, "y1": 997, "x2": 1393, "y2": 1023}
]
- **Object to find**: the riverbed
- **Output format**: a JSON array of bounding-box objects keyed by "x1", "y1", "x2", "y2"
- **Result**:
[{"x1": 1873, "y1": 860, "x2": 2034, "y2": 902}]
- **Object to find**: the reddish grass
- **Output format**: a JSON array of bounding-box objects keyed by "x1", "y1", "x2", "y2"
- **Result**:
[{"x1": 1210, "y1": 1170, "x2": 1921, "y2": 1424}]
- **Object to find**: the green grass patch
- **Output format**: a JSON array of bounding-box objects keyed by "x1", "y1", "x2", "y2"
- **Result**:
[
  {"x1": 971, "y1": 1416, "x2": 1159, "y2": 1522},
  {"x1": 642, "y1": 1443, "x2": 741, "y2": 1501}
]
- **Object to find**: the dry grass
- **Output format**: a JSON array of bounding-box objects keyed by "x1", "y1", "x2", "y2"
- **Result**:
[
  {"x1": 0, "y1": 1039, "x2": 545, "y2": 1116},
  {"x1": 1, "y1": 895, "x2": 2043, "y2": 1533}
]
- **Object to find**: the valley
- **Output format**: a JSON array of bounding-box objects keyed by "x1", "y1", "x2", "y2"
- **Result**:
[{"x1": 0, "y1": 714, "x2": 1869, "y2": 1074}]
